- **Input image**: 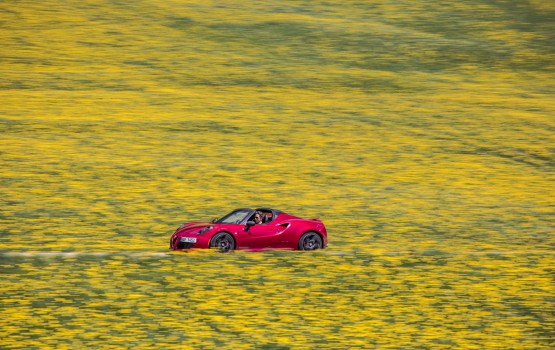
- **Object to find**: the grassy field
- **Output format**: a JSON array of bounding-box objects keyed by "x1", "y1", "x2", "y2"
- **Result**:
[{"x1": 1, "y1": 0, "x2": 554, "y2": 348}]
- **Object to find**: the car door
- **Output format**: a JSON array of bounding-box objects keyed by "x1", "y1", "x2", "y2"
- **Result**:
[{"x1": 241, "y1": 223, "x2": 282, "y2": 249}]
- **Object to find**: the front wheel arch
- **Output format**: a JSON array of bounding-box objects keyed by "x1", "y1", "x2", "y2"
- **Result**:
[{"x1": 209, "y1": 231, "x2": 236, "y2": 252}]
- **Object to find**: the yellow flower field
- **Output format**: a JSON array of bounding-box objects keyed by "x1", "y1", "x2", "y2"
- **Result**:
[{"x1": 1, "y1": 0, "x2": 553, "y2": 348}]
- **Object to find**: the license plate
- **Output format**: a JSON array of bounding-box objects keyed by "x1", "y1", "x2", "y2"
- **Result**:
[{"x1": 180, "y1": 237, "x2": 197, "y2": 243}]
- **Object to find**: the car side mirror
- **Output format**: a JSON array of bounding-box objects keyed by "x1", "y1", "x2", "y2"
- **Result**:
[
  {"x1": 211, "y1": 218, "x2": 218, "y2": 223},
  {"x1": 244, "y1": 221, "x2": 255, "y2": 231}
]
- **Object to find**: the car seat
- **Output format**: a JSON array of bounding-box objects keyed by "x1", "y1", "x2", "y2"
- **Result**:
[{"x1": 263, "y1": 213, "x2": 272, "y2": 223}]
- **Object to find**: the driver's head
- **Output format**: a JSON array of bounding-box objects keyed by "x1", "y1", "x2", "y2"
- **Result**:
[{"x1": 254, "y1": 211, "x2": 262, "y2": 224}]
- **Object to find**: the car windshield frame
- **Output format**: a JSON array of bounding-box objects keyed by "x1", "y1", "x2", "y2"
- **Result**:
[{"x1": 215, "y1": 209, "x2": 253, "y2": 224}]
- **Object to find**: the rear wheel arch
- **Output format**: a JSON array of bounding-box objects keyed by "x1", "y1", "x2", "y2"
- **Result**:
[{"x1": 298, "y1": 230, "x2": 324, "y2": 250}]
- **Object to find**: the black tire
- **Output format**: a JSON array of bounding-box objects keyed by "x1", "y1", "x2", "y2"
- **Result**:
[
  {"x1": 298, "y1": 232, "x2": 323, "y2": 250},
  {"x1": 210, "y1": 232, "x2": 235, "y2": 252}
]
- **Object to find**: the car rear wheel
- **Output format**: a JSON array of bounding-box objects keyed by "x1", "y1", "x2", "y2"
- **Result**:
[
  {"x1": 298, "y1": 232, "x2": 323, "y2": 250},
  {"x1": 210, "y1": 232, "x2": 235, "y2": 252}
]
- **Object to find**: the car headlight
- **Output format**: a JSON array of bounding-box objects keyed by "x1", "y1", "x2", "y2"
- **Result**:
[{"x1": 197, "y1": 226, "x2": 213, "y2": 236}]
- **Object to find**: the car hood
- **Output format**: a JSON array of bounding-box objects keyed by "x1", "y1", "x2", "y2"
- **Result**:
[{"x1": 176, "y1": 222, "x2": 212, "y2": 234}]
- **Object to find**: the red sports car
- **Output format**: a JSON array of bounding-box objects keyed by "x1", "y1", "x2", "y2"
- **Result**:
[{"x1": 170, "y1": 208, "x2": 328, "y2": 251}]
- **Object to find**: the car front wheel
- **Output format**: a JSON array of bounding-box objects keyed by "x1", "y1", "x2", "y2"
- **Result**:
[
  {"x1": 298, "y1": 232, "x2": 323, "y2": 250},
  {"x1": 210, "y1": 232, "x2": 235, "y2": 252}
]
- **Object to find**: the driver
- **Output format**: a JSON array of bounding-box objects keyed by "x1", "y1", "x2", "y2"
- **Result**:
[{"x1": 254, "y1": 211, "x2": 263, "y2": 224}]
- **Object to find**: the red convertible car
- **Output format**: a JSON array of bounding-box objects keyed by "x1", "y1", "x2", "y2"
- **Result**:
[{"x1": 170, "y1": 208, "x2": 327, "y2": 251}]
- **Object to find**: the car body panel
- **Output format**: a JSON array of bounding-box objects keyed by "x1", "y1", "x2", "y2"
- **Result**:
[{"x1": 170, "y1": 208, "x2": 327, "y2": 251}]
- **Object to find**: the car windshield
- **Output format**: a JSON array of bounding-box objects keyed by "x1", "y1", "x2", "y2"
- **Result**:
[{"x1": 216, "y1": 209, "x2": 252, "y2": 224}]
